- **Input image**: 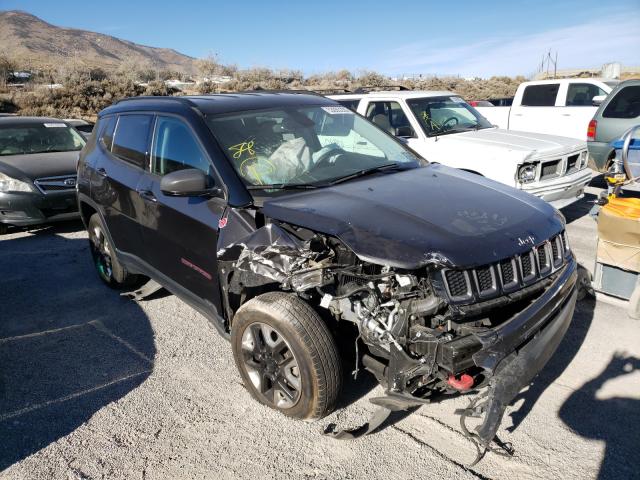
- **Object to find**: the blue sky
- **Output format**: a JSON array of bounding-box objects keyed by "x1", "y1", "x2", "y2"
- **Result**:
[{"x1": 2, "y1": 0, "x2": 639, "y2": 77}]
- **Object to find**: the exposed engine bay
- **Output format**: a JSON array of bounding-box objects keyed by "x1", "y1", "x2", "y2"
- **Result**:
[{"x1": 217, "y1": 218, "x2": 578, "y2": 465}]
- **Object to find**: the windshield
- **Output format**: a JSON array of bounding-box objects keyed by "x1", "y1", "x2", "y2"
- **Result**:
[
  {"x1": 0, "y1": 123, "x2": 86, "y2": 156},
  {"x1": 206, "y1": 105, "x2": 422, "y2": 188},
  {"x1": 406, "y1": 96, "x2": 493, "y2": 137}
]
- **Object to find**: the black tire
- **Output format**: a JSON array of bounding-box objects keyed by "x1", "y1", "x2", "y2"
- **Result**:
[
  {"x1": 0, "y1": 223, "x2": 8, "y2": 235},
  {"x1": 87, "y1": 213, "x2": 144, "y2": 289},
  {"x1": 231, "y1": 292, "x2": 342, "y2": 420}
]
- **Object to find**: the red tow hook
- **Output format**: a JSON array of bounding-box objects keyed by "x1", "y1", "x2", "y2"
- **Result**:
[{"x1": 447, "y1": 373, "x2": 474, "y2": 391}]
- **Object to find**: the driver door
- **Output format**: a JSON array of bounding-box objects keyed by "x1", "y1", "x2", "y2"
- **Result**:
[{"x1": 136, "y1": 115, "x2": 226, "y2": 310}]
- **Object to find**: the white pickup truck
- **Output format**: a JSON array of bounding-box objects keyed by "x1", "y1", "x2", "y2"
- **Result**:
[
  {"x1": 475, "y1": 78, "x2": 619, "y2": 140},
  {"x1": 329, "y1": 90, "x2": 592, "y2": 209}
]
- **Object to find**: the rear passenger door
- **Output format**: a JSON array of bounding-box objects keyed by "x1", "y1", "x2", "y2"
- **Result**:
[
  {"x1": 136, "y1": 115, "x2": 225, "y2": 310},
  {"x1": 510, "y1": 83, "x2": 561, "y2": 136},
  {"x1": 93, "y1": 113, "x2": 152, "y2": 256}
]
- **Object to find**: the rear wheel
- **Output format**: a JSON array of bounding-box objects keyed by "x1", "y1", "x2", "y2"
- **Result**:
[
  {"x1": 231, "y1": 292, "x2": 342, "y2": 420},
  {"x1": 88, "y1": 213, "x2": 143, "y2": 289}
]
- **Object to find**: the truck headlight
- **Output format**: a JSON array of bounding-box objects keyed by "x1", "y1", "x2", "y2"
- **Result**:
[
  {"x1": 579, "y1": 151, "x2": 588, "y2": 168},
  {"x1": 0, "y1": 172, "x2": 34, "y2": 193},
  {"x1": 517, "y1": 164, "x2": 537, "y2": 184}
]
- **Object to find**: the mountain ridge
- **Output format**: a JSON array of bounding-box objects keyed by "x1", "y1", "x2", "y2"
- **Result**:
[{"x1": 0, "y1": 10, "x2": 197, "y2": 74}]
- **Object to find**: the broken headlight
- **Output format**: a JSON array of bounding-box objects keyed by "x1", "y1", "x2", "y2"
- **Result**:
[{"x1": 517, "y1": 164, "x2": 537, "y2": 184}]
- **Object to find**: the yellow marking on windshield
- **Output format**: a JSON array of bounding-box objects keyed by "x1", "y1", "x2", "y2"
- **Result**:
[{"x1": 228, "y1": 140, "x2": 256, "y2": 159}]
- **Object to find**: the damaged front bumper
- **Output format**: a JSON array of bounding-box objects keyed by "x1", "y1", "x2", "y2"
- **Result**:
[{"x1": 460, "y1": 257, "x2": 577, "y2": 458}]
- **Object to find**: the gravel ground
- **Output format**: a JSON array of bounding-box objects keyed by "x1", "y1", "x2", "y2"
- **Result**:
[{"x1": 1, "y1": 183, "x2": 639, "y2": 480}]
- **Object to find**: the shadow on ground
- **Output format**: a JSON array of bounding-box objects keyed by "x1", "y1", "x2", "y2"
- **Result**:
[
  {"x1": 0, "y1": 225, "x2": 155, "y2": 470},
  {"x1": 559, "y1": 353, "x2": 640, "y2": 480},
  {"x1": 506, "y1": 294, "x2": 595, "y2": 432}
]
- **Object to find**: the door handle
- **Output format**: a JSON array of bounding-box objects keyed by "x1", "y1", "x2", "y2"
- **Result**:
[
  {"x1": 96, "y1": 167, "x2": 107, "y2": 177},
  {"x1": 513, "y1": 113, "x2": 523, "y2": 116},
  {"x1": 561, "y1": 113, "x2": 571, "y2": 116},
  {"x1": 138, "y1": 189, "x2": 157, "y2": 202}
]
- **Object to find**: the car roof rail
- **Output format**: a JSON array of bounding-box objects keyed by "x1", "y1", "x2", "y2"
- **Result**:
[
  {"x1": 310, "y1": 88, "x2": 353, "y2": 95},
  {"x1": 352, "y1": 85, "x2": 410, "y2": 94},
  {"x1": 236, "y1": 88, "x2": 323, "y2": 96},
  {"x1": 114, "y1": 96, "x2": 200, "y2": 108}
]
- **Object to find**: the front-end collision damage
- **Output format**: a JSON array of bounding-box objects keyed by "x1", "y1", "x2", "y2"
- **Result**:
[{"x1": 217, "y1": 217, "x2": 579, "y2": 465}]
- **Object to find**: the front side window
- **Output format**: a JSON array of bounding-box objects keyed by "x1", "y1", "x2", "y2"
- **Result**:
[
  {"x1": 521, "y1": 84, "x2": 559, "y2": 106},
  {"x1": 365, "y1": 101, "x2": 412, "y2": 136},
  {"x1": 406, "y1": 96, "x2": 492, "y2": 137},
  {"x1": 566, "y1": 83, "x2": 607, "y2": 106},
  {"x1": 207, "y1": 105, "x2": 421, "y2": 188},
  {"x1": 112, "y1": 115, "x2": 152, "y2": 167},
  {"x1": 0, "y1": 122, "x2": 85, "y2": 156},
  {"x1": 151, "y1": 116, "x2": 211, "y2": 175},
  {"x1": 603, "y1": 85, "x2": 640, "y2": 119}
]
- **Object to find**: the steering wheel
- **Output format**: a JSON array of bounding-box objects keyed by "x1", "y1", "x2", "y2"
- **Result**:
[
  {"x1": 310, "y1": 145, "x2": 346, "y2": 171},
  {"x1": 441, "y1": 117, "x2": 459, "y2": 129}
]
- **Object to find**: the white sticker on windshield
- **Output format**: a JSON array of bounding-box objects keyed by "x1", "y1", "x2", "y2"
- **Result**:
[
  {"x1": 321, "y1": 106, "x2": 353, "y2": 115},
  {"x1": 43, "y1": 123, "x2": 66, "y2": 128},
  {"x1": 451, "y1": 96, "x2": 466, "y2": 103}
]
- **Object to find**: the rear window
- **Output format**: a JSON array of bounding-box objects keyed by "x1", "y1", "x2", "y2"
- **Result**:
[
  {"x1": 0, "y1": 122, "x2": 85, "y2": 156},
  {"x1": 521, "y1": 84, "x2": 559, "y2": 106},
  {"x1": 603, "y1": 85, "x2": 640, "y2": 119},
  {"x1": 112, "y1": 115, "x2": 152, "y2": 167}
]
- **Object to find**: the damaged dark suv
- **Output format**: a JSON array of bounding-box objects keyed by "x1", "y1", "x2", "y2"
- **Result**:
[{"x1": 77, "y1": 93, "x2": 578, "y2": 461}]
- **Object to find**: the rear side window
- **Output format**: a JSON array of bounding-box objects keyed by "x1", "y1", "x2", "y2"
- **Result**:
[
  {"x1": 151, "y1": 116, "x2": 211, "y2": 175},
  {"x1": 112, "y1": 115, "x2": 152, "y2": 167},
  {"x1": 566, "y1": 83, "x2": 607, "y2": 106},
  {"x1": 336, "y1": 99, "x2": 360, "y2": 111},
  {"x1": 98, "y1": 116, "x2": 116, "y2": 150},
  {"x1": 521, "y1": 84, "x2": 559, "y2": 106},
  {"x1": 603, "y1": 85, "x2": 640, "y2": 119}
]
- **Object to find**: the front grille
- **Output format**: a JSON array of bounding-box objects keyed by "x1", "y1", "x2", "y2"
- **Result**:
[
  {"x1": 566, "y1": 154, "x2": 579, "y2": 174},
  {"x1": 445, "y1": 270, "x2": 469, "y2": 298},
  {"x1": 500, "y1": 260, "x2": 515, "y2": 284},
  {"x1": 540, "y1": 160, "x2": 561, "y2": 180},
  {"x1": 476, "y1": 267, "x2": 493, "y2": 291},
  {"x1": 442, "y1": 232, "x2": 568, "y2": 304},
  {"x1": 34, "y1": 175, "x2": 77, "y2": 194}
]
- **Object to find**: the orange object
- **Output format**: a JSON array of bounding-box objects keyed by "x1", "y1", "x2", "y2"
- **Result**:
[{"x1": 603, "y1": 197, "x2": 640, "y2": 220}]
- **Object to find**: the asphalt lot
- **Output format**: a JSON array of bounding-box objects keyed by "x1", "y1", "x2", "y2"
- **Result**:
[{"x1": 1, "y1": 182, "x2": 639, "y2": 480}]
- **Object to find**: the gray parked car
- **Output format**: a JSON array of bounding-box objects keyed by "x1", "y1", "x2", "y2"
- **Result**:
[{"x1": 588, "y1": 79, "x2": 640, "y2": 172}]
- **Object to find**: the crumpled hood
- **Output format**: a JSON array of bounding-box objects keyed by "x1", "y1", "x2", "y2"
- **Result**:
[
  {"x1": 262, "y1": 164, "x2": 564, "y2": 269},
  {"x1": 437, "y1": 128, "x2": 584, "y2": 159},
  {"x1": 0, "y1": 151, "x2": 79, "y2": 181}
]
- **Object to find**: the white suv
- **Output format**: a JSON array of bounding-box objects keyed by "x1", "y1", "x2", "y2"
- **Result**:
[{"x1": 329, "y1": 90, "x2": 592, "y2": 209}]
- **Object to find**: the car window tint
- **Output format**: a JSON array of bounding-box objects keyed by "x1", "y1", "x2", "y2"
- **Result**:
[
  {"x1": 603, "y1": 85, "x2": 640, "y2": 119},
  {"x1": 151, "y1": 116, "x2": 210, "y2": 175},
  {"x1": 112, "y1": 115, "x2": 152, "y2": 167},
  {"x1": 336, "y1": 99, "x2": 360, "y2": 111},
  {"x1": 521, "y1": 84, "x2": 559, "y2": 106},
  {"x1": 364, "y1": 101, "x2": 411, "y2": 135},
  {"x1": 98, "y1": 116, "x2": 116, "y2": 151},
  {"x1": 566, "y1": 83, "x2": 607, "y2": 106}
]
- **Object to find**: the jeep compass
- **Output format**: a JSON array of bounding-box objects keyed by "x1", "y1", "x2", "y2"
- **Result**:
[{"x1": 77, "y1": 93, "x2": 578, "y2": 461}]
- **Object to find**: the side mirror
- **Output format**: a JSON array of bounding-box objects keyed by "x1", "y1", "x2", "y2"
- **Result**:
[
  {"x1": 160, "y1": 168, "x2": 220, "y2": 197},
  {"x1": 395, "y1": 126, "x2": 416, "y2": 138},
  {"x1": 592, "y1": 95, "x2": 606, "y2": 106}
]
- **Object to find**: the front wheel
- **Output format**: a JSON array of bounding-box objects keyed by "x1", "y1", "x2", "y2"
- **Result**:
[{"x1": 231, "y1": 292, "x2": 342, "y2": 420}]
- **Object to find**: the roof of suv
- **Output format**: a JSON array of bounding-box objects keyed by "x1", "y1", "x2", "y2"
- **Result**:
[
  {"x1": 329, "y1": 90, "x2": 455, "y2": 100},
  {"x1": 102, "y1": 92, "x2": 336, "y2": 117},
  {"x1": 0, "y1": 116, "x2": 69, "y2": 125}
]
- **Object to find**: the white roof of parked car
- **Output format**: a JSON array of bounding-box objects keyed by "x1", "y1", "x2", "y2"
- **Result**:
[
  {"x1": 329, "y1": 90, "x2": 455, "y2": 100},
  {"x1": 521, "y1": 78, "x2": 619, "y2": 86}
]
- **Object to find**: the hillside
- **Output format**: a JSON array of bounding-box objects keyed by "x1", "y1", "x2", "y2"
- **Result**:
[{"x1": 0, "y1": 10, "x2": 197, "y2": 73}]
